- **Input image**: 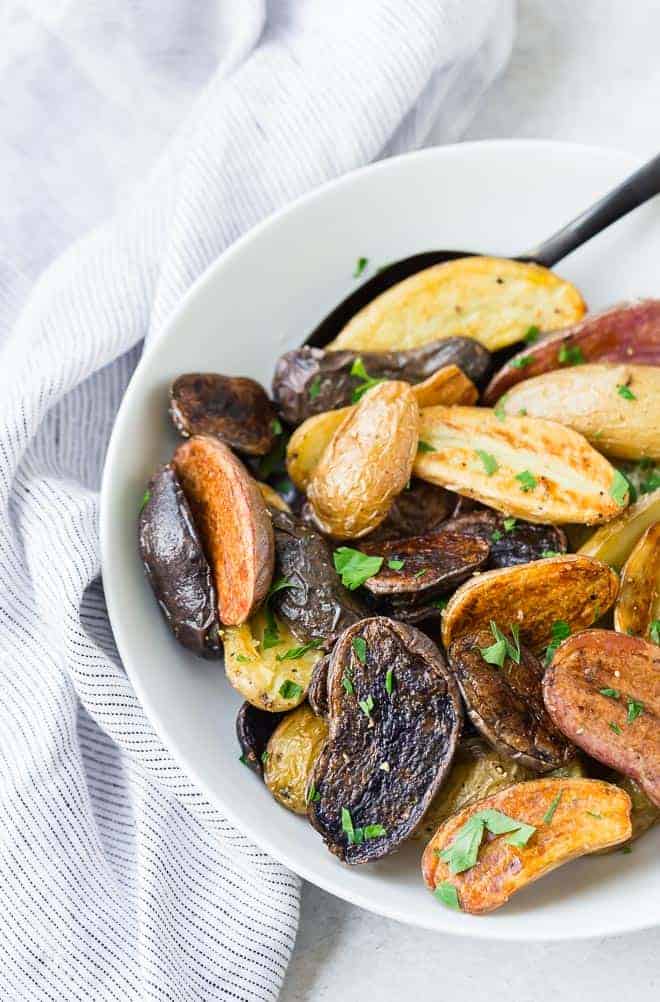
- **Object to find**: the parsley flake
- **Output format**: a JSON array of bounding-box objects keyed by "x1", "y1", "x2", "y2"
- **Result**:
[
  {"x1": 609, "y1": 721, "x2": 622, "y2": 735},
  {"x1": 239, "y1": 753, "x2": 249, "y2": 766},
  {"x1": 270, "y1": 417, "x2": 283, "y2": 436},
  {"x1": 599, "y1": 688, "x2": 620, "y2": 699},
  {"x1": 491, "y1": 529, "x2": 503, "y2": 542},
  {"x1": 494, "y1": 396, "x2": 508, "y2": 421},
  {"x1": 387, "y1": 558, "x2": 404, "y2": 570},
  {"x1": 385, "y1": 668, "x2": 394, "y2": 696},
  {"x1": 353, "y1": 256, "x2": 369, "y2": 278},
  {"x1": 363, "y1": 824, "x2": 387, "y2": 839},
  {"x1": 510, "y1": 355, "x2": 533, "y2": 369},
  {"x1": 333, "y1": 547, "x2": 383, "y2": 589},
  {"x1": 350, "y1": 357, "x2": 385, "y2": 402},
  {"x1": 352, "y1": 636, "x2": 367, "y2": 665},
  {"x1": 617, "y1": 384, "x2": 637, "y2": 401},
  {"x1": 439, "y1": 809, "x2": 536, "y2": 874},
  {"x1": 306, "y1": 783, "x2": 321, "y2": 805},
  {"x1": 479, "y1": 621, "x2": 521, "y2": 668},
  {"x1": 413, "y1": 568, "x2": 428, "y2": 579},
  {"x1": 523, "y1": 325, "x2": 540, "y2": 344},
  {"x1": 279, "y1": 679, "x2": 303, "y2": 701},
  {"x1": 308, "y1": 375, "x2": 322, "y2": 400},
  {"x1": 586, "y1": 811, "x2": 603, "y2": 819},
  {"x1": 626, "y1": 699, "x2": 644, "y2": 723},
  {"x1": 542, "y1": 793, "x2": 562, "y2": 825},
  {"x1": 557, "y1": 343, "x2": 585, "y2": 366},
  {"x1": 417, "y1": 440, "x2": 435, "y2": 454},
  {"x1": 650, "y1": 620, "x2": 660, "y2": 645},
  {"x1": 342, "y1": 671, "x2": 355, "y2": 695},
  {"x1": 276, "y1": 639, "x2": 324, "y2": 661},
  {"x1": 503, "y1": 517, "x2": 517, "y2": 532},
  {"x1": 641, "y1": 473, "x2": 660, "y2": 494},
  {"x1": 515, "y1": 470, "x2": 537, "y2": 492},
  {"x1": 541, "y1": 550, "x2": 561, "y2": 559},
  {"x1": 140, "y1": 489, "x2": 150, "y2": 511},
  {"x1": 432, "y1": 597, "x2": 448, "y2": 611},
  {"x1": 262, "y1": 605, "x2": 281, "y2": 650},
  {"x1": 234, "y1": 654, "x2": 254, "y2": 664},
  {"x1": 609, "y1": 470, "x2": 630, "y2": 507},
  {"x1": 434, "y1": 882, "x2": 461, "y2": 910},
  {"x1": 544, "y1": 620, "x2": 571, "y2": 665},
  {"x1": 476, "y1": 449, "x2": 498, "y2": 475},
  {"x1": 358, "y1": 694, "x2": 374, "y2": 718}
]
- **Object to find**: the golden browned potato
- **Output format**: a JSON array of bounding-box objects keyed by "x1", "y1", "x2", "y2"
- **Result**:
[
  {"x1": 579, "y1": 489, "x2": 660, "y2": 570},
  {"x1": 412, "y1": 364, "x2": 478, "y2": 408},
  {"x1": 414, "y1": 406, "x2": 625, "y2": 525},
  {"x1": 441, "y1": 555, "x2": 619, "y2": 653},
  {"x1": 222, "y1": 608, "x2": 324, "y2": 711},
  {"x1": 173, "y1": 435, "x2": 274, "y2": 625},
  {"x1": 264, "y1": 704, "x2": 328, "y2": 814},
  {"x1": 285, "y1": 367, "x2": 475, "y2": 492},
  {"x1": 307, "y1": 381, "x2": 419, "y2": 538},
  {"x1": 614, "y1": 522, "x2": 660, "y2": 638},
  {"x1": 499, "y1": 364, "x2": 660, "y2": 461},
  {"x1": 422, "y1": 778, "x2": 632, "y2": 914},
  {"x1": 328, "y1": 257, "x2": 586, "y2": 353},
  {"x1": 412, "y1": 739, "x2": 533, "y2": 842}
]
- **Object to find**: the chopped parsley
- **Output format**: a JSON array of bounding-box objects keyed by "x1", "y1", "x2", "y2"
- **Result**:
[
  {"x1": 586, "y1": 811, "x2": 603, "y2": 819},
  {"x1": 599, "y1": 688, "x2": 620, "y2": 699},
  {"x1": 617, "y1": 384, "x2": 637, "y2": 401},
  {"x1": 609, "y1": 470, "x2": 630, "y2": 507},
  {"x1": 306, "y1": 783, "x2": 321, "y2": 804},
  {"x1": 352, "y1": 636, "x2": 367, "y2": 665},
  {"x1": 609, "y1": 721, "x2": 622, "y2": 735},
  {"x1": 387, "y1": 558, "x2": 405, "y2": 570},
  {"x1": 557, "y1": 343, "x2": 585, "y2": 366},
  {"x1": 434, "y1": 882, "x2": 461, "y2": 910},
  {"x1": 621, "y1": 845, "x2": 633, "y2": 854},
  {"x1": 432, "y1": 597, "x2": 448, "y2": 611},
  {"x1": 626, "y1": 699, "x2": 644, "y2": 723},
  {"x1": 279, "y1": 679, "x2": 303, "y2": 701},
  {"x1": 262, "y1": 605, "x2": 281, "y2": 650},
  {"x1": 385, "y1": 668, "x2": 394, "y2": 696},
  {"x1": 140, "y1": 489, "x2": 150, "y2": 510},
  {"x1": 503, "y1": 517, "x2": 517, "y2": 532},
  {"x1": 358, "y1": 694, "x2": 374, "y2": 718},
  {"x1": 417, "y1": 440, "x2": 435, "y2": 454},
  {"x1": 542, "y1": 793, "x2": 562, "y2": 825},
  {"x1": 494, "y1": 396, "x2": 508, "y2": 421},
  {"x1": 267, "y1": 576, "x2": 294, "y2": 601},
  {"x1": 479, "y1": 621, "x2": 521, "y2": 668},
  {"x1": 541, "y1": 550, "x2": 561, "y2": 558},
  {"x1": 438, "y1": 809, "x2": 536, "y2": 874},
  {"x1": 510, "y1": 355, "x2": 533, "y2": 369},
  {"x1": 261, "y1": 750, "x2": 269, "y2": 764},
  {"x1": 363, "y1": 824, "x2": 387, "y2": 839},
  {"x1": 476, "y1": 449, "x2": 499, "y2": 475},
  {"x1": 239, "y1": 754, "x2": 249, "y2": 766},
  {"x1": 333, "y1": 547, "x2": 383, "y2": 589},
  {"x1": 353, "y1": 256, "x2": 369, "y2": 278},
  {"x1": 342, "y1": 669, "x2": 354, "y2": 695},
  {"x1": 413, "y1": 568, "x2": 428, "y2": 579},
  {"x1": 544, "y1": 620, "x2": 571, "y2": 665},
  {"x1": 350, "y1": 357, "x2": 385, "y2": 402},
  {"x1": 491, "y1": 529, "x2": 503, "y2": 542},
  {"x1": 270, "y1": 417, "x2": 283, "y2": 436},
  {"x1": 515, "y1": 470, "x2": 537, "y2": 492},
  {"x1": 523, "y1": 325, "x2": 540, "y2": 344},
  {"x1": 234, "y1": 654, "x2": 254, "y2": 664},
  {"x1": 308, "y1": 374, "x2": 322, "y2": 400},
  {"x1": 650, "y1": 620, "x2": 660, "y2": 645},
  {"x1": 641, "y1": 472, "x2": 660, "y2": 494},
  {"x1": 341, "y1": 807, "x2": 385, "y2": 845},
  {"x1": 275, "y1": 639, "x2": 324, "y2": 661}
]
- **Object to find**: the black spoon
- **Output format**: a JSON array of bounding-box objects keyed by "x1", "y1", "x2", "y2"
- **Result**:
[{"x1": 305, "y1": 151, "x2": 660, "y2": 349}]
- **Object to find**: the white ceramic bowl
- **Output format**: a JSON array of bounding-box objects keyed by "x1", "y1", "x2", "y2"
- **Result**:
[{"x1": 101, "y1": 140, "x2": 660, "y2": 940}]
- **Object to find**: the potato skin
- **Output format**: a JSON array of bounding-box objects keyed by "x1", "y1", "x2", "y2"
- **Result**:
[
  {"x1": 170, "y1": 373, "x2": 276, "y2": 456},
  {"x1": 222, "y1": 608, "x2": 324, "y2": 711},
  {"x1": 360, "y1": 528, "x2": 489, "y2": 598},
  {"x1": 362, "y1": 479, "x2": 454, "y2": 543},
  {"x1": 173, "y1": 435, "x2": 274, "y2": 625},
  {"x1": 614, "y1": 522, "x2": 660, "y2": 639},
  {"x1": 138, "y1": 465, "x2": 221, "y2": 658},
  {"x1": 307, "y1": 381, "x2": 419, "y2": 539},
  {"x1": 236, "y1": 702, "x2": 284, "y2": 776},
  {"x1": 272, "y1": 339, "x2": 489, "y2": 426},
  {"x1": 441, "y1": 555, "x2": 619, "y2": 653},
  {"x1": 579, "y1": 488, "x2": 660, "y2": 570},
  {"x1": 264, "y1": 704, "x2": 328, "y2": 814},
  {"x1": 308, "y1": 618, "x2": 462, "y2": 863},
  {"x1": 328, "y1": 256, "x2": 585, "y2": 353},
  {"x1": 498, "y1": 364, "x2": 660, "y2": 461},
  {"x1": 543, "y1": 630, "x2": 660, "y2": 806},
  {"x1": 448, "y1": 512, "x2": 567, "y2": 569},
  {"x1": 484, "y1": 299, "x2": 660, "y2": 404},
  {"x1": 422, "y1": 779, "x2": 632, "y2": 913},
  {"x1": 448, "y1": 630, "x2": 574, "y2": 772},
  {"x1": 414, "y1": 406, "x2": 623, "y2": 525}
]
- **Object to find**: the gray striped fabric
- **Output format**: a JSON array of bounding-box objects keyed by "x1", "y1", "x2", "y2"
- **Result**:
[{"x1": 0, "y1": 2, "x2": 513, "y2": 998}]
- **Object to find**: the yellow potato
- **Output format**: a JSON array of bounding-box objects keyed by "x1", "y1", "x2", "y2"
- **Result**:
[
  {"x1": 422, "y1": 778, "x2": 631, "y2": 914},
  {"x1": 222, "y1": 608, "x2": 323, "y2": 711},
  {"x1": 499, "y1": 364, "x2": 660, "y2": 461},
  {"x1": 285, "y1": 366, "x2": 475, "y2": 492},
  {"x1": 614, "y1": 522, "x2": 660, "y2": 639},
  {"x1": 441, "y1": 554, "x2": 619, "y2": 653},
  {"x1": 258, "y1": 482, "x2": 292, "y2": 513},
  {"x1": 414, "y1": 406, "x2": 624, "y2": 525},
  {"x1": 579, "y1": 489, "x2": 660, "y2": 570},
  {"x1": 264, "y1": 704, "x2": 328, "y2": 814},
  {"x1": 328, "y1": 257, "x2": 585, "y2": 353},
  {"x1": 307, "y1": 381, "x2": 419, "y2": 538}
]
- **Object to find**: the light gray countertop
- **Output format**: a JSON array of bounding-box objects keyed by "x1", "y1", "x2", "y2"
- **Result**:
[{"x1": 281, "y1": 2, "x2": 660, "y2": 998}]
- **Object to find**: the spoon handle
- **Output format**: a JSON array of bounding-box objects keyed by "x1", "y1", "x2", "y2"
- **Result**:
[{"x1": 524, "y1": 151, "x2": 660, "y2": 268}]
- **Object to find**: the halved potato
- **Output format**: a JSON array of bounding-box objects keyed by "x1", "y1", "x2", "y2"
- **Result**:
[
  {"x1": 614, "y1": 522, "x2": 660, "y2": 638},
  {"x1": 264, "y1": 704, "x2": 328, "y2": 814},
  {"x1": 222, "y1": 608, "x2": 324, "y2": 711},
  {"x1": 441, "y1": 555, "x2": 619, "y2": 653},
  {"x1": 328, "y1": 257, "x2": 586, "y2": 353},
  {"x1": 414, "y1": 406, "x2": 624, "y2": 525},
  {"x1": 307, "y1": 381, "x2": 419, "y2": 538},
  {"x1": 422, "y1": 778, "x2": 631, "y2": 913},
  {"x1": 578, "y1": 489, "x2": 660, "y2": 570},
  {"x1": 498, "y1": 364, "x2": 660, "y2": 460},
  {"x1": 286, "y1": 367, "x2": 474, "y2": 492},
  {"x1": 173, "y1": 435, "x2": 274, "y2": 625}
]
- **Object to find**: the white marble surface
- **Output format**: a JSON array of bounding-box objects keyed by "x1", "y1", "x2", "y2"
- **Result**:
[{"x1": 281, "y1": 2, "x2": 660, "y2": 998}]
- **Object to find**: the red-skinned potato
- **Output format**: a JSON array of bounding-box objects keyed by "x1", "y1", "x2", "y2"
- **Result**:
[
  {"x1": 543, "y1": 630, "x2": 660, "y2": 806},
  {"x1": 422, "y1": 778, "x2": 632, "y2": 914},
  {"x1": 173, "y1": 435, "x2": 274, "y2": 625},
  {"x1": 483, "y1": 299, "x2": 660, "y2": 404}
]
